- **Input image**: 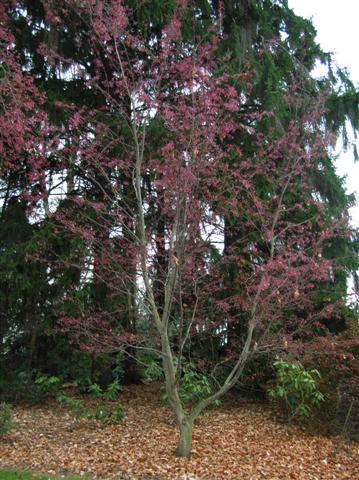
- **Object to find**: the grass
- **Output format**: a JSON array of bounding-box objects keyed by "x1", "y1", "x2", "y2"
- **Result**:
[{"x1": 0, "y1": 470, "x2": 89, "y2": 480}]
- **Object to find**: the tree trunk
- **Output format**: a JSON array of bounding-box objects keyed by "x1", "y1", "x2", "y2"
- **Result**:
[{"x1": 176, "y1": 418, "x2": 193, "y2": 458}]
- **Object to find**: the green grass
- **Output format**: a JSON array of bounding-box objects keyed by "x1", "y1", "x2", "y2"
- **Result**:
[{"x1": 0, "y1": 470, "x2": 90, "y2": 480}]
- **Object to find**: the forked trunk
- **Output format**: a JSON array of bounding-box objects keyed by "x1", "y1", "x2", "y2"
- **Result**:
[{"x1": 176, "y1": 418, "x2": 193, "y2": 458}]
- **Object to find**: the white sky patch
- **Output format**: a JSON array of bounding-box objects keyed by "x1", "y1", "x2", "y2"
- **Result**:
[{"x1": 289, "y1": 0, "x2": 359, "y2": 228}]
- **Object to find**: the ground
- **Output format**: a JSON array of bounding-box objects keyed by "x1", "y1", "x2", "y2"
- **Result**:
[{"x1": 0, "y1": 383, "x2": 358, "y2": 479}]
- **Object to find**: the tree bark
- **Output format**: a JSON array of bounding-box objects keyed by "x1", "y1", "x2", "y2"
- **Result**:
[{"x1": 176, "y1": 418, "x2": 193, "y2": 458}]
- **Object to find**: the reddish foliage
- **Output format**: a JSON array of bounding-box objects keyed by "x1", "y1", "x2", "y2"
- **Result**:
[{"x1": 0, "y1": 5, "x2": 54, "y2": 206}]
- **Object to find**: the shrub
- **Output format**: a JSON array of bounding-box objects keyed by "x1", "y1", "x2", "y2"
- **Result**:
[
  {"x1": 162, "y1": 360, "x2": 213, "y2": 405},
  {"x1": 179, "y1": 361, "x2": 212, "y2": 404},
  {"x1": 0, "y1": 402, "x2": 13, "y2": 435},
  {"x1": 94, "y1": 403, "x2": 125, "y2": 423},
  {"x1": 269, "y1": 360, "x2": 324, "y2": 420},
  {"x1": 103, "y1": 380, "x2": 121, "y2": 401},
  {"x1": 56, "y1": 392, "x2": 125, "y2": 423},
  {"x1": 35, "y1": 373, "x2": 61, "y2": 397},
  {"x1": 94, "y1": 405, "x2": 112, "y2": 423},
  {"x1": 87, "y1": 380, "x2": 121, "y2": 400},
  {"x1": 87, "y1": 383, "x2": 103, "y2": 398},
  {"x1": 140, "y1": 352, "x2": 164, "y2": 381},
  {"x1": 302, "y1": 323, "x2": 359, "y2": 437},
  {"x1": 235, "y1": 353, "x2": 275, "y2": 398},
  {"x1": 56, "y1": 392, "x2": 92, "y2": 419},
  {"x1": 0, "y1": 370, "x2": 62, "y2": 404},
  {"x1": 114, "y1": 404, "x2": 125, "y2": 422}
]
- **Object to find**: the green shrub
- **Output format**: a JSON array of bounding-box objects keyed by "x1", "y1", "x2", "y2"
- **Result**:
[
  {"x1": 35, "y1": 373, "x2": 61, "y2": 396},
  {"x1": 56, "y1": 392, "x2": 92, "y2": 419},
  {"x1": 0, "y1": 370, "x2": 62, "y2": 404},
  {"x1": 94, "y1": 403, "x2": 125, "y2": 423},
  {"x1": 141, "y1": 352, "x2": 164, "y2": 381},
  {"x1": 180, "y1": 361, "x2": 212, "y2": 404},
  {"x1": 0, "y1": 402, "x2": 13, "y2": 435},
  {"x1": 269, "y1": 360, "x2": 324, "y2": 420},
  {"x1": 2, "y1": 371, "x2": 42, "y2": 403},
  {"x1": 103, "y1": 380, "x2": 121, "y2": 401},
  {"x1": 87, "y1": 379, "x2": 121, "y2": 400},
  {"x1": 114, "y1": 404, "x2": 125, "y2": 422},
  {"x1": 56, "y1": 392, "x2": 125, "y2": 423},
  {"x1": 0, "y1": 468, "x2": 90, "y2": 479},
  {"x1": 94, "y1": 405, "x2": 112, "y2": 423},
  {"x1": 162, "y1": 360, "x2": 213, "y2": 405},
  {"x1": 236, "y1": 353, "x2": 275, "y2": 397},
  {"x1": 87, "y1": 383, "x2": 103, "y2": 398},
  {"x1": 112, "y1": 352, "x2": 125, "y2": 384}
]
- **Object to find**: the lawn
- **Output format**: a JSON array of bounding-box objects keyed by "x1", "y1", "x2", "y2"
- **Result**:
[{"x1": 0, "y1": 470, "x2": 87, "y2": 480}]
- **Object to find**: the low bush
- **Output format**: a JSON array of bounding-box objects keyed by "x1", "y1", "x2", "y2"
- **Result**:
[
  {"x1": 34, "y1": 373, "x2": 62, "y2": 397},
  {"x1": 56, "y1": 392, "x2": 125, "y2": 423},
  {"x1": 303, "y1": 322, "x2": 359, "y2": 437},
  {"x1": 268, "y1": 360, "x2": 324, "y2": 420},
  {"x1": 140, "y1": 351, "x2": 164, "y2": 381},
  {"x1": 162, "y1": 359, "x2": 216, "y2": 406},
  {"x1": 87, "y1": 379, "x2": 122, "y2": 401},
  {"x1": 56, "y1": 393, "x2": 92, "y2": 419},
  {"x1": 94, "y1": 403, "x2": 125, "y2": 423},
  {"x1": 0, "y1": 402, "x2": 13, "y2": 435},
  {"x1": 0, "y1": 370, "x2": 61, "y2": 404}
]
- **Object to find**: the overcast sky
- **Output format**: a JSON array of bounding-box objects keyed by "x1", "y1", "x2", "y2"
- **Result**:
[{"x1": 290, "y1": 0, "x2": 359, "y2": 227}]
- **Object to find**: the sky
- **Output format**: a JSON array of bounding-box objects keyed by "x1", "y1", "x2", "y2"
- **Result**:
[{"x1": 289, "y1": 0, "x2": 359, "y2": 227}]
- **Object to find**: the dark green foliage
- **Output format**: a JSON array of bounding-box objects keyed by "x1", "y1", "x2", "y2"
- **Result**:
[
  {"x1": 87, "y1": 383, "x2": 103, "y2": 398},
  {"x1": 235, "y1": 354, "x2": 276, "y2": 398},
  {"x1": 104, "y1": 380, "x2": 122, "y2": 401},
  {"x1": 114, "y1": 404, "x2": 126, "y2": 422},
  {"x1": 0, "y1": 198, "x2": 49, "y2": 367},
  {"x1": 269, "y1": 360, "x2": 324, "y2": 420},
  {"x1": 56, "y1": 391, "x2": 125, "y2": 423},
  {"x1": 0, "y1": 371, "x2": 48, "y2": 404},
  {"x1": 177, "y1": 362, "x2": 212, "y2": 405},
  {"x1": 0, "y1": 402, "x2": 13, "y2": 435},
  {"x1": 34, "y1": 373, "x2": 62, "y2": 397},
  {"x1": 140, "y1": 351, "x2": 164, "y2": 381},
  {"x1": 94, "y1": 403, "x2": 125, "y2": 423},
  {"x1": 56, "y1": 392, "x2": 92, "y2": 419},
  {"x1": 94, "y1": 405, "x2": 114, "y2": 423},
  {"x1": 162, "y1": 360, "x2": 215, "y2": 406},
  {"x1": 87, "y1": 380, "x2": 122, "y2": 401},
  {"x1": 0, "y1": 371, "x2": 60, "y2": 404}
]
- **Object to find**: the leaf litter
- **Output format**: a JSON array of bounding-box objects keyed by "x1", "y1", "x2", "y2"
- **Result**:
[{"x1": 1, "y1": 383, "x2": 358, "y2": 479}]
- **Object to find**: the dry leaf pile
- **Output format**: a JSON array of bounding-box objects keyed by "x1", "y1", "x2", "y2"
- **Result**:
[{"x1": 1, "y1": 383, "x2": 358, "y2": 479}]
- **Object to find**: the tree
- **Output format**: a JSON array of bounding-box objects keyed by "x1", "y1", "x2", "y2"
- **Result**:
[
  {"x1": 1, "y1": 0, "x2": 358, "y2": 457},
  {"x1": 208, "y1": 0, "x2": 359, "y2": 338},
  {"x1": 2, "y1": 0, "x2": 357, "y2": 384},
  {"x1": 0, "y1": 1, "x2": 56, "y2": 366},
  {"x1": 36, "y1": 0, "x2": 353, "y2": 457}
]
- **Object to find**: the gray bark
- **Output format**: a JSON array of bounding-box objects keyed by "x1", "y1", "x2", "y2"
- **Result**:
[{"x1": 176, "y1": 418, "x2": 193, "y2": 457}]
